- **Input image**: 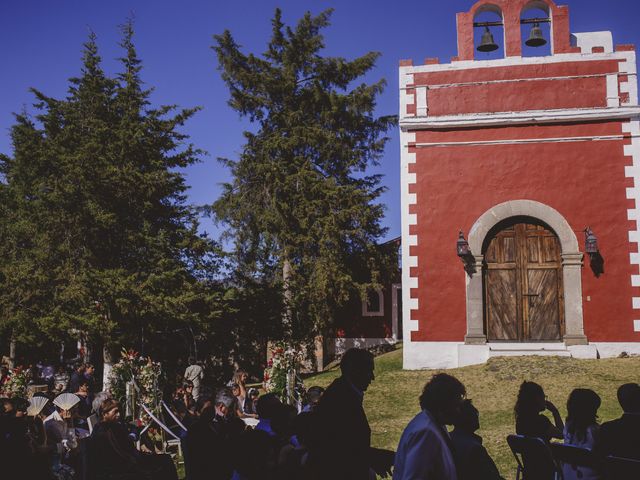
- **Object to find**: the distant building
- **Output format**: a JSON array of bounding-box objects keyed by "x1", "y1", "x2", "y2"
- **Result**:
[
  {"x1": 399, "y1": 0, "x2": 640, "y2": 368},
  {"x1": 326, "y1": 237, "x2": 401, "y2": 363}
]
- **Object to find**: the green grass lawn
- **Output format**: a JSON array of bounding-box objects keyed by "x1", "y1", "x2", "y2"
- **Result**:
[{"x1": 304, "y1": 345, "x2": 640, "y2": 477}]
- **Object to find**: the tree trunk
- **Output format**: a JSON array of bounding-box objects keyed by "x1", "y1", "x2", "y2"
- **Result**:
[
  {"x1": 8, "y1": 333, "x2": 16, "y2": 369},
  {"x1": 282, "y1": 257, "x2": 293, "y2": 336},
  {"x1": 102, "y1": 345, "x2": 113, "y2": 392}
]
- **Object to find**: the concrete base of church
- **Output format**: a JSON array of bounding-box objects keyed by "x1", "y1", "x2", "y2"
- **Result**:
[
  {"x1": 324, "y1": 337, "x2": 397, "y2": 366},
  {"x1": 403, "y1": 341, "x2": 640, "y2": 369}
]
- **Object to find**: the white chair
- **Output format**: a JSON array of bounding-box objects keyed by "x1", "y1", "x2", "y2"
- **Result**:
[{"x1": 87, "y1": 413, "x2": 99, "y2": 434}]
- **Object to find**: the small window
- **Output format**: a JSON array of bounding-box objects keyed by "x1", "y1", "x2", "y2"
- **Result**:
[{"x1": 362, "y1": 289, "x2": 384, "y2": 317}]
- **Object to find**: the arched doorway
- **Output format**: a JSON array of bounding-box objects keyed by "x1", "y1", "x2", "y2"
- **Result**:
[
  {"x1": 483, "y1": 216, "x2": 564, "y2": 341},
  {"x1": 464, "y1": 200, "x2": 587, "y2": 346}
]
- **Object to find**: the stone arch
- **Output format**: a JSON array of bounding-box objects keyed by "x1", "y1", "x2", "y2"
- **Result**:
[
  {"x1": 469, "y1": 200, "x2": 578, "y2": 254},
  {"x1": 464, "y1": 200, "x2": 587, "y2": 346},
  {"x1": 474, "y1": 2, "x2": 503, "y2": 17}
]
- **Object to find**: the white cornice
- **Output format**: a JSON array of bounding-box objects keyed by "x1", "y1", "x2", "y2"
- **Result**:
[
  {"x1": 399, "y1": 51, "x2": 635, "y2": 74},
  {"x1": 399, "y1": 106, "x2": 640, "y2": 130}
]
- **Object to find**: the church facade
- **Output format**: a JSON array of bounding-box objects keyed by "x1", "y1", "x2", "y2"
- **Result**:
[{"x1": 400, "y1": 0, "x2": 640, "y2": 369}]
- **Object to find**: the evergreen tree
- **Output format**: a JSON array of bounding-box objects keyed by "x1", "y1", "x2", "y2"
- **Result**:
[
  {"x1": 0, "y1": 24, "x2": 222, "y2": 368},
  {"x1": 212, "y1": 9, "x2": 396, "y2": 341}
]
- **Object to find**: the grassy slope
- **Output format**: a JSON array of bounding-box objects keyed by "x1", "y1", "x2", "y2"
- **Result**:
[{"x1": 306, "y1": 346, "x2": 640, "y2": 477}]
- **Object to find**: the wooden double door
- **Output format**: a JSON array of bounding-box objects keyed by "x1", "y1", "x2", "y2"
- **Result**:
[{"x1": 484, "y1": 218, "x2": 564, "y2": 342}]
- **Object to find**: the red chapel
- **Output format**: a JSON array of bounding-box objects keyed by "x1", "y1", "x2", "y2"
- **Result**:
[{"x1": 399, "y1": 0, "x2": 640, "y2": 368}]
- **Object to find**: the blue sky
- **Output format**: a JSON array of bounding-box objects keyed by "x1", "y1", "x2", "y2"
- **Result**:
[{"x1": 1, "y1": 0, "x2": 638, "y2": 242}]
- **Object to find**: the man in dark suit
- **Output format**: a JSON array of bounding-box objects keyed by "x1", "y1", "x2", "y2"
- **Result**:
[
  {"x1": 451, "y1": 399, "x2": 502, "y2": 480},
  {"x1": 66, "y1": 363, "x2": 85, "y2": 394},
  {"x1": 185, "y1": 388, "x2": 246, "y2": 480},
  {"x1": 312, "y1": 348, "x2": 393, "y2": 480},
  {"x1": 593, "y1": 382, "x2": 640, "y2": 460}
]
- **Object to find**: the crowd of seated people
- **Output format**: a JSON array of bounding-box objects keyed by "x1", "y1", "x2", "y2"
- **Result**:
[
  {"x1": 511, "y1": 380, "x2": 640, "y2": 480},
  {"x1": 2, "y1": 353, "x2": 639, "y2": 480},
  {"x1": 1, "y1": 361, "x2": 178, "y2": 480}
]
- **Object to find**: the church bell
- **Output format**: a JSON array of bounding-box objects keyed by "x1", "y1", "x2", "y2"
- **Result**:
[
  {"x1": 525, "y1": 23, "x2": 547, "y2": 47},
  {"x1": 477, "y1": 27, "x2": 499, "y2": 52}
]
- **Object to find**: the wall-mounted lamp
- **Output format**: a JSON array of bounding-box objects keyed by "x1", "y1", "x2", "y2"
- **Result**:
[
  {"x1": 584, "y1": 227, "x2": 599, "y2": 256},
  {"x1": 457, "y1": 231, "x2": 470, "y2": 257}
]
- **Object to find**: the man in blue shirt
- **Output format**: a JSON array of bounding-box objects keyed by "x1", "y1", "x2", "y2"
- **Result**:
[{"x1": 394, "y1": 373, "x2": 466, "y2": 480}]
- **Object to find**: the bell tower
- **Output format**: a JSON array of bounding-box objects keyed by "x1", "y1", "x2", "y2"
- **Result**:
[{"x1": 399, "y1": 0, "x2": 640, "y2": 369}]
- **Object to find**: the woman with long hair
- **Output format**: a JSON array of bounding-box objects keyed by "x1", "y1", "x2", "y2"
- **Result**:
[
  {"x1": 231, "y1": 369, "x2": 249, "y2": 410},
  {"x1": 562, "y1": 388, "x2": 602, "y2": 480},
  {"x1": 514, "y1": 381, "x2": 563, "y2": 442}
]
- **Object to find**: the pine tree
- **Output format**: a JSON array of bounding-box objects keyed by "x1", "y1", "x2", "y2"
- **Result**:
[
  {"x1": 0, "y1": 24, "x2": 222, "y2": 369},
  {"x1": 212, "y1": 9, "x2": 396, "y2": 341}
]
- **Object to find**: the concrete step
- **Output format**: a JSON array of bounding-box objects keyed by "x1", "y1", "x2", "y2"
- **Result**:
[
  {"x1": 489, "y1": 342, "x2": 566, "y2": 351},
  {"x1": 489, "y1": 343, "x2": 571, "y2": 357},
  {"x1": 489, "y1": 348, "x2": 572, "y2": 357}
]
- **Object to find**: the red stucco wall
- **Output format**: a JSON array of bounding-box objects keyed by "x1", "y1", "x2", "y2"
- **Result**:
[
  {"x1": 416, "y1": 61, "x2": 619, "y2": 115},
  {"x1": 408, "y1": 118, "x2": 637, "y2": 342}
]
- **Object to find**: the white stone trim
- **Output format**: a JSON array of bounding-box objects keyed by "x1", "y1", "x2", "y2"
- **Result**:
[
  {"x1": 403, "y1": 342, "x2": 597, "y2": 370},
  {"x1": 399, "y1": 67, "x2": 415, "y2": 118},
  {"x1": 607, "y1": 74, "x2": 620, "y2": 107},
  {"x1": 402, "y1": 72, "x2": 624, "y2": 91},
  {"x1": 400, "y1": 129, "x2": 418, "y2": 343},
  {"x1": 413, "y1": 134, "x2": 633, "y2": 148},
  {"x1": 618, "y1": 51, "x2": 638, "y2": 106},
  {"x1": 623, "y1": 118, "x2": 640, "y2": 338},
  {"x1": 404, "y1": 342, "x2": 463, "y2": 370},
  {"x1": 403, "y1": 50, "x2": 634, "y2": 74},
  {"x1": 327, "y1": 337, "x2": 396, "y2": 359},
  {"x1": 400, "y1": 106, "x2": 640, "y2": 129},
  {"x1": 592, "y1": 342, "x2": 640, "y2": 358},
  {"x1": 416, "y1": 86, "x2": 428, "y2": 117},
  {"x1": 571, "y1": 32, "x2": 613, "y2": 54},
  {"x1": 361, "y1": 288, "x2": 384, "y2": 317}
]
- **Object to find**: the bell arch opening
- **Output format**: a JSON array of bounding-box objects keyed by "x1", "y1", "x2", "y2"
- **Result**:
[
  {"x1": 520, "y1": 1, "x2": 552, "y2": 57},
  {"x1": 473, "y1": 5, "x2": 505, "y2": 61}
]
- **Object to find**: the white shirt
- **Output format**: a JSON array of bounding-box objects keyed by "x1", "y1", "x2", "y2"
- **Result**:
[
  {"x1": 393, "y1": 410, "x2": 457, "y2": 480},
  {"x1": 562, "y1": 424, "x2": 600, "y2": 480}
]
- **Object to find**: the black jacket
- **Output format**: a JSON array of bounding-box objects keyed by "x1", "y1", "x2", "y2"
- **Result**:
[
  {"x1": 184, "y1": 412, "x2": 245, "y2": 480},
  {"x1": 451, "y1": 429, "x2": 502, "y2": 480},
  {"x1": 593, "y1": 413, "x2": 640, "y2": 460},
  {"x1": 312, "y1": 377, "x2": 372, "y2": 480}
]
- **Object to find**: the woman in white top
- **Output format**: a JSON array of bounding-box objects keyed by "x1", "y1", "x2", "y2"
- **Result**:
[{"x1": 562, "y1": 388, "x2": 603, "y2": 480}]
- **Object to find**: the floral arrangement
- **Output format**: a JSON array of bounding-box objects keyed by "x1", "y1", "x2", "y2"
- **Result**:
[
  {"x1": 0, "y1": 367, "x2": 28, "y2": 398},
  {"x1": 263, "y1": 341, "x2": 304, "y2": 402},
  {"x1": 109, "y1": 348, "x2": 163, "y2": 416}
]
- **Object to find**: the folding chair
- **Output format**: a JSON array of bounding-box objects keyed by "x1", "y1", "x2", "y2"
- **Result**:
[
  {"x1": 605, "y1": 455, "x2": 640, "y2": 479},
  {"x1": 550, "y1": 443, "x2": 598, "y2": 479},
  {"x1": 87, "y1": 413, "x2": 99, "y2": 434},
  {"x1": 507, "y1": 434, "x2": 562, "y2": 480}
]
